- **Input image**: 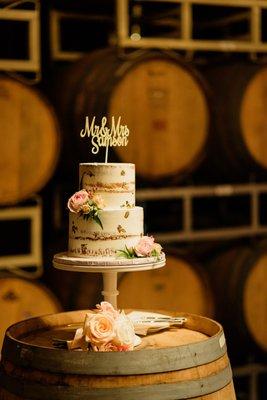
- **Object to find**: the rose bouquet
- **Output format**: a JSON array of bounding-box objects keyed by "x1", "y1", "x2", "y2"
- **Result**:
[
  {"x1": 67, "y1": 189, "x2": 105, "y2": 229},
  {"x1": 66, "y1": 302, "x2": 136, "y2": 352},
  {"x1": 117, "y1": 236, "x2": 162, "y2": 259}
]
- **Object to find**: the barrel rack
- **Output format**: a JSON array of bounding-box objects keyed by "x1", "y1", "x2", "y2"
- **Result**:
[
  {"x1": 233, "y1": 364, "x2": 267, "y2": 400},
  {"x1": 137, "y1": 183, "x2": 267, "y2": 400},
  {"x1": 0, "y1": 196, "x2": 43, "y2": 279},
  {"x1": 0, "y1": 0, "x2": 40, "y2": 78},
  {"x1": 136, "y1": 182, "x2": 267, "y2": 243},
  {"x1": 116, "y1": 0, "x2": 267, "y2": 54}
]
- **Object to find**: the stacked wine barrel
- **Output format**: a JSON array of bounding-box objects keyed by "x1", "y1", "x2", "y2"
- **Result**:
[
  {"x1": 0, "y1": 77, "x2": 60, "y2": 205},
  {"x1": 199, "y1": 62, "x2": 267, "y2": 181},
  {"x1": 53, "y1": 49, "x2": 267, "y2": 183},
  {"x1": 0, "y1": 277, "x2": 62, "y2": 348},
  {"x1": 53, "y1": 48, "x2": 210, "y2": 183},
  {"x1": 208, "y1": 240, "x2": 267, "y2": 360},
  {"x1": 0, "y1": 77, "x2": 62, "y2": 348},
  {"x1": 0, "y1": 310, "x2": 236, "y2": 399},
  {"x1": 118, "y1": 252, "x2": 214, "y2": 318}
]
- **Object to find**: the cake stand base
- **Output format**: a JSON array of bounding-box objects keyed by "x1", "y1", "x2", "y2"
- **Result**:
[{"x1": 53, "y1": 252, "x2": 165, "y2": 309}]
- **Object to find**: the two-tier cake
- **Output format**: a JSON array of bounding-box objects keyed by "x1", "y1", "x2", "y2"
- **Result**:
[{"x1": 68, "y1": 163, "x2": 144, "y2": 258}]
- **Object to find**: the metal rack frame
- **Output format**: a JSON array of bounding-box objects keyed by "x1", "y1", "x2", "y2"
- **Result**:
[
  {"x1": 0, "y1": 1, "x2": 40, "y2": 73},
  {"x1": 50, "y1": 10, "x2": 95, "y2": 61},
  {"x1": 116, "y1": 0, "x2": 267, "y2": 53},
  {"x1": 233, "y1": 363, "x2": 267, "y2": 400},
  {"x1": 136, "y1": 183, "x2": 267, "y2": 243},
  {"x1": 0, "y1": 196, "x2": 42, "y2": 273},
  {"x1": 49, "y1": 9, "x2": 114, "y2": 61}
]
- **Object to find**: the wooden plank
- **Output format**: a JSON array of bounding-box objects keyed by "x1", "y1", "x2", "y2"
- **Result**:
[
  {"x1": 153, "y1": 227, "x2": 267, "y2": 243},
  {"x1": 0, "y1": 10, "x2": 37, "y2": 20},
  {"x1": 181, "y1": 2, "x2": 192, "y2": 40},
  {"x1": 251, "y1": 6, "x2": 261, "y2": 44},
  {"x1": 29, "y1": 8, "x2": 40, "y2": 72},
  {"x1": 136, "y1": 183, "x2": 267, "y2": 200},
  {"x1": 127, "y1": 0, "x2": 267, "y2": 7},
  {"x1": 116, "y1": 0, "x2": 129, "y2": 41},
  {"x1": 0, "y1": 59, "x2": 39, "y2": 72},
  {"x1": 120, "y1": 37, "x2": 267, "y2": 52}
]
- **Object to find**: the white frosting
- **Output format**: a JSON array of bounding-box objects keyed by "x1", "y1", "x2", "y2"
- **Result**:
[
  {"x1": 68, "y1": 207, "x2": 143, "y2": 257},
  {"x1": 79, "y1": 163, "x2": 135, "y2": 208}
]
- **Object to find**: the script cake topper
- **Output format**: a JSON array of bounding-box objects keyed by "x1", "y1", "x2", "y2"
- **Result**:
[{"x1": 80, "y1": 116, "x2": 130, "y2": 163}]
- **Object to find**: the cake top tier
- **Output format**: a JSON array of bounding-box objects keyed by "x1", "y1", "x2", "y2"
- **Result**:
[{"x1": 79, "y1": 163, "x2": 135, "y2": 209}]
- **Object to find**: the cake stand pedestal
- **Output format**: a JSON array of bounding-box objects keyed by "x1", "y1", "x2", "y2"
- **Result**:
[{"x1": 53, "y1": 253, "x2": 166, "y2": 309}]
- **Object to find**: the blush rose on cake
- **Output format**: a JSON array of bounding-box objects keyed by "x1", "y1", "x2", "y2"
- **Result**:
[{"x1": 117, "y1": 235, "x2": 162, "y2": 259}]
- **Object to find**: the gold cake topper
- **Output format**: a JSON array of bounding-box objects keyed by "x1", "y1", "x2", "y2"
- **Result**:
[{"x1": 80, "y1": 116, "x2": 129, "y2": 162}]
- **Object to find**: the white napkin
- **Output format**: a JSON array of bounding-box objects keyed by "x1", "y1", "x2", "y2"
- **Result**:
[{"x1": 128, "y1": 311, "x2": 172, "y2": 336}]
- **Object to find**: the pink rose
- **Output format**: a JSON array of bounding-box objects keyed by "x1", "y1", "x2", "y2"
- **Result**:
[
  {"x1": 83, "y1": 312, "x2": 116, "y2": 346},
  {"x1": 67, "y1": 189, "x2": 89, "y2": 213},
  {"x1": 134, "y1": 236, "x2": 155, "y2": 257},
  {"x1": 96, "y1": 301, "x2": 119, "y2": 319}
]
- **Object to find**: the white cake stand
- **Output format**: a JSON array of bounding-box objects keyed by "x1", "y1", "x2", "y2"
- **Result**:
[{"x1": 53, "y1": 252, "x2": 166, "y2": 309}]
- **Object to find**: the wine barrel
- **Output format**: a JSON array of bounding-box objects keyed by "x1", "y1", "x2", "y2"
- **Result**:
[
  {"x1": 208, "y1": 241, "x2": 267, "y2": 357},
  {"x1": 54, "y1": 48, "x2": 210, "y2": 183},
  {"x1": 118, "y1": 254, "x2": 214, "y2": 317},
  {"x1": 0, "y1": 310, "x2": 236, "y2": 399},
  {"x1": 0, "y1": 277, "x2": 61, "y2": 348},
  {"x1": 200, "y1": 62, "x2": 267, "y2": 180},
  {"x1": 0, "y1": 77, "x2": 60, "y2": 205}
]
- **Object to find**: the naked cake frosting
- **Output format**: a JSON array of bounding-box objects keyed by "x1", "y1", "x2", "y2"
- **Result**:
[{"x1": 68, "y1": 163, "x2": 144, "y2": 257}]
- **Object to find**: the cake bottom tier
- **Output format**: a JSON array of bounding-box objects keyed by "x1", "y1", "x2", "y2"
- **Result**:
[{"x1": 68, "y1": 207, "x2": 143, "y2": 257}]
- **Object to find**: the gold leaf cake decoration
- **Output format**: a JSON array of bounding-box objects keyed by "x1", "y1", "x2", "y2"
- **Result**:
[{"x1": 117, "y1": 225, "x2": 126, "y2": 234}]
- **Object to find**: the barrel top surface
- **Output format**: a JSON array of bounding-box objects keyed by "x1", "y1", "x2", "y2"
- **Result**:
[
  {"x1": 0, "y1": 77, "x2": 60, "y2": 205},
  {"x1": 1, "y1": 309, "x2": 227, "y2": 376}
]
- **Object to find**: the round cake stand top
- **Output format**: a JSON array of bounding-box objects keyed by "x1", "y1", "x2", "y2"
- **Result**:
[
  {"x1": 53, "y1": 252, "x2": 166, "y2": 309},
  {"x1": 53, "y1": 252, "x2": 166, "y2": 273}
]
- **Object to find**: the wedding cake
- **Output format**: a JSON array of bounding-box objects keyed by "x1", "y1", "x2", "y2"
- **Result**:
[{"x1": 68, "y1": 162, "x2": 147, "y2": 258}]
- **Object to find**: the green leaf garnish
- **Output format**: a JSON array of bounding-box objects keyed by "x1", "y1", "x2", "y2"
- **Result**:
[
  {"x1": 117, "y1": 246, "x2": 136, "y2": 259},
  {"x1": 94, "y1": 214, "x2": 103, "y2": 230}
]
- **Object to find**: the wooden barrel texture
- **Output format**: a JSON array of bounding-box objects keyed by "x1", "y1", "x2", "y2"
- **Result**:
[
  {"x1": 200, "y1": 62, "x2": 267, "y2": 180},
  {"x1": 118, "y1": 254, "x2": 214, "y2": 317},
  {"x1": 0, "y1": 277, "x2": 61, "y2": 348},
  {"x1": 0, "y1": 310, "x2": 236, "y2": 399},
  {"x1": 208, "y1": 242, "x2": 267, "y2": 357},
  {"x1": 0, "y1": 77, "x2": 60, "y2": 205},
  {"x1": 54, "y1": 48, "x2": 210, "y2": 183}
]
